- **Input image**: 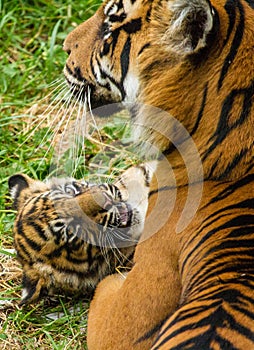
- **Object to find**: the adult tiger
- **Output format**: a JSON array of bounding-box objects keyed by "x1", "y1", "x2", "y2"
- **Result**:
[
  {"x1": 9, "y1": 165, "x2": 153, "y2": 305},
  {"x1": 63, "y1": 0, "x2": 254, "y2": 349}
]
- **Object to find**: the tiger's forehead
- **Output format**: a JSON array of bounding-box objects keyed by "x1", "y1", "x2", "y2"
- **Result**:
[{"x1": 103, "y1": 0, "x2": 152, "y2": 17}]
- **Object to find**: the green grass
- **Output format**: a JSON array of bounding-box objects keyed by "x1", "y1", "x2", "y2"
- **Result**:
[{"x1": 0, "y1": 0, "x2": 138, "y2": 348}]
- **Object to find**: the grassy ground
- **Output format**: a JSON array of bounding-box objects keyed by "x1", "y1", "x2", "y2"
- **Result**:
[{"x1": 0, "y1": 0, "x2": 137, "y2": 348}]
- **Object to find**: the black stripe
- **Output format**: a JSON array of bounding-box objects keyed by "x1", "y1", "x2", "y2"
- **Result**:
[
  {"x1": 206, "y1": 157, "x2": 220, "y2": 179},
  {"x1": 244, "y1": 0, "x2": 254, "y2": 8},
  {"x1": 65, "y1": 63, "x2": 73, "y2": 76},
  {"x1": 153, "y1": 294, "x2": 254, "y2": 349},
  {"x1": 30, "y1": 222, "x2": 48, "y2": 241},
  {"x1": 97, "y1": 54, "x2": 126, "y2": 99},
  {"x1": 87, "y1": 244, "x2": 93, "y2": 266},
  {"x1": 17, "y1": 220, "x2": 42, "y2": 252},
  {"x1": 50, "y1": 254, "x2": 106, "y2": 278},
  {"x1": 148, "y1": 185, "x2": 179, "y2": 197},
  {"x1": 181, "y1": 214, "x2": 254, "y2": 275},
  {"x1": 190, "y1": 83, "x2": 208, "y2": 136},
  {"x1": 223, "y1": 0, "x2": 237, "y2": 46},
  {"x1": 108, "y1": 13, "x2": 126, "y2": 23},
  {"x1": 218, "y1": 1, "x2": 244, "y2": 90},
  {"x1": 136, "y1": 316, "x2": 170, "y2": 344},
  {"x1": 188, "y1": 252, "x2": 254, "y2": 291},
  {"x1": 138, "y1": 43, "x2": 150, "y2": 56},
  {"x1": 217, "y1": 148, "x2": 248, "y2": 179},
  {"x1": 121, "y1": 17, "x2": 142, "y2": 34},
  {"x1": 15, "y1": 238, "x2": 31, "y2": 261},
  {"x1": 205, "y1": 198, "x2": 254, "y2": 223},
  {"x1": 203, "y1": 80, "x2": 254, "y2": 162},
  {"x1": 208, "y1": 173, "x2": 254, "y2": 204},
  {"x1": 45, "y1": 246, "x2": 63, "y2": 259},
  {"x1": 234, "y1": 303, "x2": 254, "y2": 320},
  {"x1": 100, "y1": 40, "x2": 111, "y2": 56},
  {"x1": 73, "y1": 66, "x2": 84, "y2": 81},
  {"x1": 120, "y1": 36, "x2": 131, "y2": 84}
]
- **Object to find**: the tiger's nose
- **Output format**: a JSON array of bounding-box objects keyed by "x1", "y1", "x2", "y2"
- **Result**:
[
  {"x1": 63, "y1": 6, "x2": 105, "y2": 55},
  {"x1": 63, "y1": 35, "x2": 79, "y2": 56}
]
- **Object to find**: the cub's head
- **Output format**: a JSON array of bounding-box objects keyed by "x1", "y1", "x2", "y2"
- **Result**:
[{"x1": 8, "y1": 163, "x2": 155, "y2": 304}]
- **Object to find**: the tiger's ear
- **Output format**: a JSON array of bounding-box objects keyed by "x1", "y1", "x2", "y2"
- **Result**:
[{"x1": 162, "y1": 0, "x2": 214, "y2": 55}]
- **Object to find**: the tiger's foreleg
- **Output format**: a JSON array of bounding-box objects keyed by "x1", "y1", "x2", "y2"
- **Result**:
[
  {"x1": 87, "y1": 190, "x2": 182, "y2": 350},
  {"x1": 87, "y1": 264, "x2": 181, "y2": 349}
]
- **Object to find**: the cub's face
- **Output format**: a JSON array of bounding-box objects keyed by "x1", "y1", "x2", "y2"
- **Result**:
[{"x1": 8, "y1": 164, "x2": 154, "y2": 304}]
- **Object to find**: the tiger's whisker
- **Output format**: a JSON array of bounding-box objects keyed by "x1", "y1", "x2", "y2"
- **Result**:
[
  {"x1": 16, "y1": 84, "x2": 70, "y2": 150},
  {"x1": 34, "y1": 86, "x2": 77, "y2": 173},
  {"x1": 51, "y1": 86, "x2": 86, "y2": 174},
  {"x1": 71, "y1": 87, "x2": 86, "y2": 176},
  {"x1": 34, "y1": 86, "x2": 74, "y2": 153},
  {"x1": 87, "y1": 86, "x2": 103, "y2": 144},
  {"x1": 72, "y1": 94, "x2": 90, "y2": 177},
  {"x1": 17, "y1": 80, "x2": 68, "y2": 137}
]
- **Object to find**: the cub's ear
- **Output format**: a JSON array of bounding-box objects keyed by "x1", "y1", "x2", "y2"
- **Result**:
[
  {"x1": 8, "y1": 174, "x2": 31, "y2": 209},
  {"x1": 162, "y1": 0, "x2": 214, "y2": 55}
]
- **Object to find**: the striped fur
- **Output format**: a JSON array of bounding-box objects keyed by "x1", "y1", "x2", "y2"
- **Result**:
[
  {"x1": 9, "y1": 165, "x2": 153, "y2": 305},
  {"x1": 62, "y1": 0, "x2": 254, "y2": 349}
]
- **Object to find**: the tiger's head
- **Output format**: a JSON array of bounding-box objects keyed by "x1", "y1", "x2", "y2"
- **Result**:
[
  {"x1": 8, "y1": 164, "x2": 155, "y2": 305},
  {"x1": 64, "y1": 0, "x2": 254, "y2": 181}
]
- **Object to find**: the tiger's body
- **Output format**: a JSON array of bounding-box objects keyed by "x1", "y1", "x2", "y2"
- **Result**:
[
  {"x1": 62, "y1": 0, "x2": 254, "y2": 348},
  {"x1": 10, "y1": 0, "x2": 254, "y2": 348},
  {"x1": 9, "y1": 165, "x2": 154, "y2": 305},
  {"x1": 88, "y1": 176, "x2": 254, "y2": 349}
]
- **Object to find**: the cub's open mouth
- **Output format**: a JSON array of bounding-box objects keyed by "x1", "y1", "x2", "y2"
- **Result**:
[{"x1": 116, "y1": 202, "x2": 133, "y2": 228}]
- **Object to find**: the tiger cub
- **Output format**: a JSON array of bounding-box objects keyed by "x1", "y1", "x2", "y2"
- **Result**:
[{"x1": 8, "y1": 163, "x2": 155, "y2": 305}]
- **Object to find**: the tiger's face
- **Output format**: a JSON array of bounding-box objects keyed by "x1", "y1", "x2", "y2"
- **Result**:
[
  {"x1": 63, "y1": 0, "x2": 151, "y2": 107},
  {"x1": 63, "y1": 0, "x2": 254, "y2": 182},
  {"x1": 63, "y1": 0, "x2": 214, "y2": 109},
  {"x1": 8, "y1": 164, "x2": 155, "y2": 304}
]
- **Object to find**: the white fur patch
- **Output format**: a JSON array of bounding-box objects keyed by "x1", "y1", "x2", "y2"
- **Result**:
[
  {"x1": 123, "y1": 72, "x2": 140, "y2": 104},
  {"x1": 21, "y1": 287, "x2": 29, "y2": 301}
]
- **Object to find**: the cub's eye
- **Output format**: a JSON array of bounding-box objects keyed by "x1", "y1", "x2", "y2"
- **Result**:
[{"x1": 64, "y1": 182, "x2": 87, "y2": 196}]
